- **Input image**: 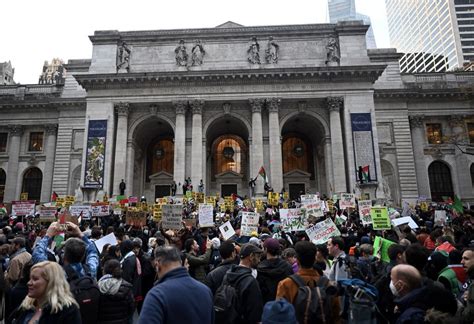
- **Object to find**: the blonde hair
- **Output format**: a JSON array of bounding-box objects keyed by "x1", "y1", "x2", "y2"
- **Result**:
[{"x1": 20, "y1": 261, "x2": 78, "y2": 313}]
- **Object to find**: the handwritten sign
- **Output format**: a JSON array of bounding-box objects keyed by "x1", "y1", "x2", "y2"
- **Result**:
[
  {"x1": 306, "y1": 218, "x2": 341, "y2": 245},
  {"x1": 38, "y1": 206, "x2": 56, "y2": 221},
  {"x1": 162, "y1": 204, "x2": 183, "y2": 230},
  {"x1": 301, "y1": 194, "x2": 319, "y2": 203},
  {"x1": 241, "y1": 212, "x2": 259, "y2": 236},
  {"x1": 12, "y1": 201, "x2": 35, "y2": 216},
  {"x1": 358, "y1": 200, "x2": 372, "y2": 225},
  {"x1": 339, "y1": 193, "x2": 356, "y2": 209},
  {"x1": 198, "y1": 204, "x2": 214, "y2": 227},
  {"x1": 91, "y1": 203, "x2": 110, "y2": 217},
  {"x1": 280, "y1": 208, "x2": 307, "y2": 231},
  {"x1": 370, "y1": 207, "x2": 391, "y2": 230},
  {"x1": 303, "y1": 200, "x2": 324, "y2": 218}
]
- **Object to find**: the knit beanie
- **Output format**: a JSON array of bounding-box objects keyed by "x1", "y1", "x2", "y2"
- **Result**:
[{"x1": 261, "y1": 300, "x2": 297, "y2": 324}]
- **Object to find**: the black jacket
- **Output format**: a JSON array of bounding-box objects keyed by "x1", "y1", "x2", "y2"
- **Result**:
[
  {"x1": 8, "y1": 303, "x2": 81, "y2": 324},
  {"x1": 97, "y1": 277, "x2": 135, "y2": 324},
  {"x1": 205, "y1": 259, "x2": 235, "y2": 295},
  {"x1": 257, "y1": 257, "x2": 293, "y2": 303},
  {"x1": 223, "y1": 265, "x2": 263, "y2": 324},
  {"x1": 121, "y1": 254, "x2": 142, "y2": 301}
]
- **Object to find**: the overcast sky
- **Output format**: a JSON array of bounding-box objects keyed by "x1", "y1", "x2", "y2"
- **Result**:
[{"x1": 0, "y1": 0, "x2": 390, "y2": 84}]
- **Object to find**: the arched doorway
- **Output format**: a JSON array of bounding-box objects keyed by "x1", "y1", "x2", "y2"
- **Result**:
[
  {"x1": 22, "y1": 167, "x2": 42, "y2": 202},
  {"x1": 0, "y1": 169, "x2": 5, "y2": 203},
  {"x1": 428, "y1": 161, "x2": 454, "y2": 202}
]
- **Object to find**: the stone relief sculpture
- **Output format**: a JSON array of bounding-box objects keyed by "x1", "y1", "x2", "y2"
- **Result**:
[
  {"x1": 325, "y1": 37, "x2": 340, "y2": 66},
  {"x1": 265, "y1": 36, "x2": 279, "y2": 64},
  {"x1": 175, "y1": 39, "x2": 188, "y2": 67},
  {"x1": 247, "y1": 36, "x2": 260, "y2": 64},
  {"x1": 117, "y1": 41, "x2": 131, "y2": 72},
  {"x1": 191, "y1": 40, "x2": 205, "y2": 66}
]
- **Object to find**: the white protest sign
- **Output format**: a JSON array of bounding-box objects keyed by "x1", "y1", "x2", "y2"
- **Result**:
[
  {"x1": 93, "y1": 233, "x2": 118, "y2": 253},
  {"x1": 198, "y1": 204, "x2": 214, "y2": 227},
  {"x1": 280, "y1": 208, "x2": 307, "y2": 231},
  {"x1": 306, "y1": 218, "x2": 341, "y2": 245},
  {"x1": 91, "y1": 204, "x2": 110, "y2": 217},
  {"x1": 241, "y1": 212, "x2": 259, "y2": 236},
  {"x1": 339, "y1": 193, "x2": 356, "y2": 209},
  {"x1": 300, "y1": 194, "x2": 319, "y2": 203},
  {"x1": 219, "y1": 221, "x2": 236, "y2": 241},
  {"x1": 12, "y1": 201, "x2": 36, "y2": 216},
  {"x1": 358, "y1": 200, "x2": 372, "y2": 225},
  {"x1": 391, "y1": 216, "x2": 419, "y2": 229},
  {"x1": 162, "y1": 204, "x2": 183, "y2": 230},
  {"x1": 303, "y1": 200, "x2": 324, "y2": 218},
  {"x1": 434, "y1": 210, "x2": 447, "y2": 225},
  {"x1": 69, "y1": 205, "x2": 92, "y2": 219},
  {"x1": 38, "y1": 206, "x2": 56, "y2": 221}
]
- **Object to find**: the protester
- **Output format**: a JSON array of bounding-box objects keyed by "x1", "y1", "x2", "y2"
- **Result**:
[
  {"x1": 327, "y1": 236, "x2": 350, "y2": 281},
  {"x1": 5, "y1": 237, "x2": 31, "y2": 287},
  {"x1": 205, "y1": 240, "x2": 237, "y2": 294},
  {"x1": 184, "y1": 238, "x2": 212, "y2": 282}
]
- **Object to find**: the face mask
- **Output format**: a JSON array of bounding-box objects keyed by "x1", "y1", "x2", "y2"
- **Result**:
[{"x1": 389, "y1": 280, "x2": 399, "y2": 296}]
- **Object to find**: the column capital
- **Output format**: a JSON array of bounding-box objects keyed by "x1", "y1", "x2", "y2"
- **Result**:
[
  {"x1": 190, "y1": 99, "x2": 204, "y2": 114},
  {"x1": 249, "y1": 98, "x2": 265, "y2": 113},
  {"x1": 8, "y1": 125, "x2": 23, "y2": 136},
  {"x1": 115, "y1": 102, "x2": 130, "y2": 117},
  {"x1": 173, "y1": 101, "x2": 188, "y2": 115},
  {"x1": 327, "y1": 97, "x2": 344, "y2": 112},
  {"x1": 44, "y1": 124, "x2": 58, "y2": 135},
  {"x1": 266, "y1": 97, "x2": 281, "y2": 113},
  {"x1": 409, "y1": 115, "x2": 425, "y2": 128}
]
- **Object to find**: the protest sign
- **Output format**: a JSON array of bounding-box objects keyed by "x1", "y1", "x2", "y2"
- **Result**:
[
  {"x1": 434, "y1": 210, "x2": 447, "y2": 225},
  {"x1": 373, "y1": 236, "x2": 395, "y2": 263},
  {"x1": 162, "y1": 204, "x2": 183, "y2": 230},
  {"x1": 392, "y1": 216, "x2": 419, "y2": 229},
  {"x1": 283, "y1": 192, "x2": 289, "y2": 201},
  {"x1": 198, "y1": 204, "x2": 214, "y2": 227},
  {"x1": 303, "y1": 200, "x2": 324, "y2": 218},
  {"x1": 358, "y1": 200, "x2": 372, "y2": 225},
  {"x1": 241, "y1": 212, "x2": 259, "y2": 236},
  {"x1": 305, "y1": 218, "x2": 341, "y2": 244},
  {"x1": 126, "y1": 210, "x2": 147, "y2": 227},
  {"x1": 38, "y1": 206, "x2": 56, "y2": 221},
  {"x1": 152, "y1": 204, "x2": 162, "y2": 222},
  {"x1": 128, "y1": 197, "x2": 138, "y2": 204},
  {"x1": 20, "y1": 192, "x2": 28, "y2": 201},
  {"x1": 12, "y1": 201, "x2": 35, "y2": 216},
  {"x1": 371, "y1": 207, "x2": 391, "y2": 230},
  {"x1": 300, "y1": 194, "x2": 319, "y2": 203},
  {"x1": 267, "y1": 192, "x2": 279, "y2": 206},
  {"x1": 94, "y1": 233, "x2": 118, "y2": 254},
  {"x1": 91, "y1": 203, "x2": 110, "y2": 217},
  {"x1": 280, "y1": 208, "x2": 307, "y2": 231},
  {"x1": 219, "y1": 221, "x2": 236, "y2": 241},
  {"x1": 69, "y1": 205, "x2": 92, "y2": 219},
  {"x1": 339, "y1": 193, "x2": 356, "y2": 209},
  {"x1": 196, "y1": 193, "x2": 205, "y2": 204}
]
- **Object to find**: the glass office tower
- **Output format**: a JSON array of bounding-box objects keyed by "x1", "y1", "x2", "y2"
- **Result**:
[{"x1": 455, "y1": 0, "x2": 474, "y2": 64}]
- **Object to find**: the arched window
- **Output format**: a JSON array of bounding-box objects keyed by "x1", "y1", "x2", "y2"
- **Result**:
[
  {"x1": 428, "y1": 161, "x2": 454, "y2": 202},
  {"x1": 146, "y1": 138, "x2": 174, "y2": 180},
  {"x1": 22, "y1": 168, "x2": 42, "y2": 201},
  {"x1": 212, "y1": 135, "x2": 246, "y2": 177},
  {"x1": 282, "y1": 135, "x2": 314, "y2": 178},
  {"x1": 0, "y1": 169, "x2": 5, "y2": 203}
]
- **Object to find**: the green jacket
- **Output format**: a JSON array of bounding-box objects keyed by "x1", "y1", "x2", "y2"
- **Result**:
[
  {"x1": 438, "y1": 267, "x2": 460, "y2": 296},
  {"x1": 186, "y1": 247, "x2": 211, "y2": 283}
]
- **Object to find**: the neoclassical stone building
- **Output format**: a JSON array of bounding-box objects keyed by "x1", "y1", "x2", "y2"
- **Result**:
[{"x1": 0, "y1": 21, "x2": 473, "y2": 206}]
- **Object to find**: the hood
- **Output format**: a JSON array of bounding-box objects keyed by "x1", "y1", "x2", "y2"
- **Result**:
[
  {"x1": 225, "y1": 264, "x2": 253, "y2": 285},
  {"x1": 394, "y1": 286, "x2": 426, "y2": 311},
  {"x1": 257, "y1": 258, "x2": 291, "y2": 278},
  {"x1": 98, "y1": 275, "x2": 123, "y2": 295}
]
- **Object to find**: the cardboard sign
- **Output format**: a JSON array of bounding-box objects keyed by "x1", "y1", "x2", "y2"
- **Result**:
[
  {"x1": 12, "y1": 201, "x2": 35, "y2": 216},
  {"x1": 280, "y1": 208, "x2": 307, "y2": 232},
  {"x1": 392, "y1": 216, "x2": 419, "y2": 229},
  {"x1": 219, "y1": 221, "x2": 236, "y2": 241},
  {"x1": 69, "y1": 205, "x2": 92, "y2": 219},
  {"x1": 434, "y1": 210, "x2": 447, "y2": 225},
  {"x1": 373, "y1": 236, "x2": 395, "y2": 263},
  {"x1": 358, "y1": 200, "x2": 372, "y2": 225},
  {"x1": 370, "y1": 207, "x2": 391, "y2": 230},
  {"x1": 198, "y1": 204, "x2": 214, "y2": 227},
  {"x1": 126, "y1": 210, "x2": 147, "y2": 227},
  {"x1": 339, "y1": 193, "x2": 356, "y2": 209},
  {"x1": 241, "y1": 212, "x2": 259, "y2": 236},
  {"x1": 91, "y1": 203, "x2": 110, "y2": 217},
  {"x1": 38, "y1": 206, "x2": 57, "y2": 221},
  {"x1": 306, "y1": 218, "x2": 341, "y2": 245},
  {"x1": 162, "y1": 204, "x2": 183, "y2": 230},
  {"x1": 93, "y1": 233, "x2": 118, "y2": 254}
]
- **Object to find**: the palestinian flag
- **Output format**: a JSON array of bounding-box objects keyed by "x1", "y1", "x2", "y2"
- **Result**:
[
  {"x1": 361, "y1": 165, "x2": 370, "y2": 182},
  {"x1": 51, "y1": 191, "x2": 58, "y2": 202},
  {"x1": 258, "y1": 166, "x2": 269, "y2": 183},
  {"x1": 453, "y1": 195, "x2": 463, "y2": 214}
]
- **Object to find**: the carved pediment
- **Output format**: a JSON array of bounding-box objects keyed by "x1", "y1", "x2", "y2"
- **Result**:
[
  {"x1": 283, "y1": 169, "x2": 311, "y2": 178},
  {"x1": 215, "y1": 21, "x2": 244, "y2": 28},
  {"x1": 215, "y1": 170, "x2": 244, "y2": 179},
  {"x1": 149, "y1": 171, "x2": 173, "y2": 182}
]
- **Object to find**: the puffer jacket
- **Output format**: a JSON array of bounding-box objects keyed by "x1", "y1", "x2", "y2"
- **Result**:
[{"x1": 97, "y1": 275, "x2": 135, "y2": 324}]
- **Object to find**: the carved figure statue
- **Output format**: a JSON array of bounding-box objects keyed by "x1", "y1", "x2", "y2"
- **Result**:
[
  {"x1": 117, "y1": 41, "x2": 131, "y2": 72},
  {"x1": 247, "y1": 37, "x2": 260, "y2": 64},
  {"x1": 325, "y1": 37, "x2": 340, "y2": 65},
  {"x1": 191, "y1": 40, "x2": 205, "y2": 66},
  {"x1": 175, "y1": 40, "x2": 188, "y2": 67},
  {"x1": 119, "y1": 179, "x2": 126, "y2": 196},
  {"x1": 265, "y1": 36, "x2": 279, "y2": 64}
]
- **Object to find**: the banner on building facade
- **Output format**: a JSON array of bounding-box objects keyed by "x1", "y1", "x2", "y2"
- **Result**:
[
  {"x1": 84, "y1": 120, "x2": 107, "y2": 189},
  {"x1": 351, "y1": 113, "x2": 377, "y2": 182}
]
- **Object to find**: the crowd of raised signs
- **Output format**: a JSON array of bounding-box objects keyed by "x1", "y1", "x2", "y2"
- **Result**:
[{"x1": 0, "y1": 189, "x2": 473, "y2": 324}]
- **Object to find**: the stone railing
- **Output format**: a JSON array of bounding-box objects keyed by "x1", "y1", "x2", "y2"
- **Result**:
[{"x1": 0, "y1": 84, "x2": 62, "y2": 99}]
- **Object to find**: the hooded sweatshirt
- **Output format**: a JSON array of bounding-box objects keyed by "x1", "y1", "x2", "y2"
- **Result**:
[
  {"x1": 97, "y1": 275, "x2": 135, "y2": 324},
  {"x1": 257, "y1": 257, "x2": 293, "y2": 303}
]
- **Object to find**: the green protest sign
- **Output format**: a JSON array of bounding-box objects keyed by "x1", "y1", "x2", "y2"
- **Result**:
[
  {"x1": 370, "y1": 207, "x2": 391, "y2": 230},
  {"x1": 373, "y1": 236, "x2": 395, "y2": 263}
]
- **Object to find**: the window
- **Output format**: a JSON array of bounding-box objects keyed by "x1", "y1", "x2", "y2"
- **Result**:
[
  {"x1": 0, "y1": 133, "x2": 7, "y2": 152},
  {"x1": 28, "y1": 132, "x2": 43, "y2": 151},
  {"x1": 211, "y1": 135, "x2": 247, "y2": 179},
  {"x1": 146, "y1": 138, "x2": 174, "y2": 180},
  {"x1": 282, "y1": 135, "x2": 313, "y2": 176},
  {"x1": 468, "y1": 123, "x2": 474, "y2": 144},
  {"x1": 22, "y1": 168, "x2": 42, "y2": 202},
  {"x1": 428, "y1": 161, "x2": 454, "y2": 202},
  {"x1": 426, "y1": 123, "x2": 443, "y2": 144}
]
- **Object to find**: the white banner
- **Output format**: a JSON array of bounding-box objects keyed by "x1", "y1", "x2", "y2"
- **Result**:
[
  {"x1": 303, "y1": 200, "x2": 324, "y2": 218},
  {"x1": 301, "y1": 194, "x2": 319, "y2": 203},
  {"x1": 358, "y1": 200, "x2": 372, "y2": 225},
  {"x1": 339, "y1": 193, "x2": 356, "y2": 209},
  {"x1": 280, "y1": 208, "x2": 307, "y2": 232},
  {"x1": 38, "y1": 206, "x2": 56, "y2": 221},
  {"x1": 241, "y1": 212, "x2": 259, "y2": 236},
  {"x1": 219, "y1": 221, "x2": 236, "y2": 241},
  {"x1": 69, "y1": 205, "x2": 92, "y2": 219},
  {"x1": 162, "y1": 204, "x2": 183, "y2": 230},
  {"x1": 12, "y1": 201, "x2": 35, "y2": 216},
  {"x1": 198, "y1": 204, "x2": 214, "y2": 227},
  {"x1": 91, "y1": 204, "x2": 110, "y2": 217},
  {"x1": 306, "y1": 218, "x2": 341, "y2": 245}
]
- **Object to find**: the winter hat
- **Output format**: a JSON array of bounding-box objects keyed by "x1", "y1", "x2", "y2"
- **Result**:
[
  {"x1": 211, "y1": 237, "x2": 221, "y2": 249},
  {"x1": 249, "y1": 237, "x2": 261, "y2": 246},
  {"x1": 261, "y1": 299, "x2": 297, "y2": 324}
]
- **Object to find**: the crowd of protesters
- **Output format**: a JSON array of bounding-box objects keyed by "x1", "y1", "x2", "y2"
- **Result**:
[{"x1": 0, "y1": 187, "x2": 473, "y2": 324}]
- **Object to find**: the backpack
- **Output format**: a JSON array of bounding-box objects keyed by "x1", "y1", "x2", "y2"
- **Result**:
[
  {"x1": 289, "y1": 274, "x2": 333, "y2": 324},
  {"x1": 339, "y1": 279, "x2": 379, "y2": 324},
  {"x1": 213, "y1": 273, "x2": 251, "y2": 324},
  {"x1": 64, "y1": 265, "x2": 100, "y2": 324}
]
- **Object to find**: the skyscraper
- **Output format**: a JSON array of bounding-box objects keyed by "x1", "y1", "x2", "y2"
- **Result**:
[
  {"x1": 328, "y1": 0, "x2": 377, "y2": 48},
  {"x1": 385, "y1": 0, "x2": 472, "y2": 73}
]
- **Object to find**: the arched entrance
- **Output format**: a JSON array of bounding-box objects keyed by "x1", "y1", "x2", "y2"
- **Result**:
[
  {"x1": 22, "y1": 167, "x2": 42, "y2": 202},
  {"x1": 205, "y1": 115, "x2": 250, "y2": 197},
  {"x1": 0, "y1": 169, "x2": 5, "y2": 203},
  {"x1": 428, "y1": 161, "x2": 454, "y2": 202}
]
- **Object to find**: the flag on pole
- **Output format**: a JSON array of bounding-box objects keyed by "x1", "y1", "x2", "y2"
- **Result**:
[
  {"x1": 453, "y1": 195, "x2": 463, "y2": 213},
  {"x1": 51, "y1": 191, "x2": 58, "y2": 202},
  {"x1": 258, "y1": 166, "x2": 269, "y2": 183},
  {"x1": 361, "y1": 166, "x2": 370, "y2": 182}
]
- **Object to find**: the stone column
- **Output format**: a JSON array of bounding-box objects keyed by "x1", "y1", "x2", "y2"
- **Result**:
[
  {"x1": 4, "y1": 125, "x2": 23, "y2": 202},
  {"x1": 125, "y1": 141, "x2": 135, "y2": 197},
  {"x1": 327, "y1": 97, "x2": 347, "y2": 193},
  {"x1": 450, "y1": 115, "x2": 472, "y2": 199},
  {"x1": 267, "y1": 98, "x2": 283, "y2": 192},
  {"x1": 409, "y1": 115, "x2": 430, "y2": 198},
  {"x1": 113, "y1": 102, "x2": 129, "y2": 196},
  {"x1": 190, "y1": 100, "x2": 204, "y2": 188},
  {"x1": 250, "y1": 99, "x2": 265, "y2": 196},
  {"x1": 173, "y1": 101, "x2": 187, "y2": 193},
  {"x1": 324, "y1": 137, "x2": 334, "y2": 195},
  {"x1": 40, "y1": 125, "x2": 57, "y2": 202}
]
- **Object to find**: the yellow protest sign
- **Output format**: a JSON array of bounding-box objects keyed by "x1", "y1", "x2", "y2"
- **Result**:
[
  {"x1": 268, "y1": 192, "x2": 279, "y2": 206},
  {"x1": 56, "y1": 197, "x2": 65, "y2": 207},
  {"x1": 283, "y1": 192, "x2": 289, "y2": 201},
  {"x1": 255, "y1": 199, "x2": 264, "y2": 212},
  {"x1": 196, "y1": 193, "x2": 205, "y2": 204},
  {"x1": 20, "y1": 192, "x2": 28, "y2": 201},
  {"x1": 282, "y1": 202, "x2": 288, "y2": 209}
]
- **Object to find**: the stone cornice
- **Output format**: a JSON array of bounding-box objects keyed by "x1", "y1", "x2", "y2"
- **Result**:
[
  {"x1": 74, "y1": 65, "x2": 386, "y2": 91},
  {"x1": 0, "y1": 98, "x2": 86, "y2": 109},
  {"x1": 374, "y1": 89, "x2": 472, "y2": 100}
]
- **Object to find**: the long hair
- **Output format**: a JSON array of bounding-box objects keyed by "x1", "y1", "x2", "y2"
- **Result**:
[{"x1": 20, "y1": 261, "x2": 78, "y2": 313}]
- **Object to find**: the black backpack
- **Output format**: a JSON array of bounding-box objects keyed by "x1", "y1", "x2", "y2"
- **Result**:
[
  {"x1": 213, "y1": 273, "x2": 251, "y2": 324},
  {"x1": 290, "y1": 274, "x2": 333, "y2": 324},
  {"x1": 64, "y1": 265, "x2": 100, "y2": 324}
]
